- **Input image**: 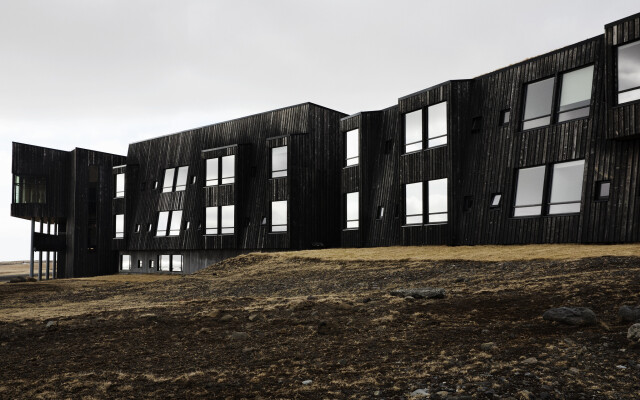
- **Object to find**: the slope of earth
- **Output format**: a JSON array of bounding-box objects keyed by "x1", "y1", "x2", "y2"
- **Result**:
[{"x1": 0, "y1": 245, "x2": 639, "y2": 399}]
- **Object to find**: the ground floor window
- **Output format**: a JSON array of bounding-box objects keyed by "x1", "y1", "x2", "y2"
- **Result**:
[
  {"x1": 158, "y1": 254, "x2": 183, "y2": 272},
  {"x1": 120, "y1": 255, "x2": 131, "y2": 271}
]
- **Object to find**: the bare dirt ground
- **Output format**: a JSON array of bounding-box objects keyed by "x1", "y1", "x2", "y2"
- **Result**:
[
  {"x1": 0, "y1": 245, "x2": 639, "y2": 399},
  {"x1": 0, "y1": 261, "x2": 30, "y2": 283}
]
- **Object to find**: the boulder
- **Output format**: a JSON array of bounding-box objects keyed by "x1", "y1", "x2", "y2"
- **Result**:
[
  {"x1": 628, "y1": 323, "x2": 640, "y2": 343},
  {"x1": 619, "y1": 305, "x2": 640, "y2": 323},
  {"x1": 542, "y1": 307, "x2": 597, "y2": 326},
  {"x1": 390, "y1": 288, "x2": 446, "y2": 299}
]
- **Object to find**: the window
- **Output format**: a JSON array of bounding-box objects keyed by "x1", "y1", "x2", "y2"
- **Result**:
[
  {"x1": 185, "y1": 221, "x2": 190, "y2": 230},
  {"x1": 514, "y1": 166, "x2": 546, "y2": 216},
  {"x1": 121, "y1": 255, "x2": 131, "y2": 271},
  {"x1": 491, "y1": 193, "x2": 502, "y2": 208},
  {"x1": 206, "y1": 158, "x2": 219, "y2": 186},
  {"x1": 205, "y1": 205, "x2": 235, "y2": 235},
  {"x1": 137, "y1": 260, "x2": 142, "y2": 269},
  {"x1": 153, "y1": 181, "x2": 158, "y2": 190},
  {"x1": 156, "y1": 210, "x2": 183, "y2": 237},
  {"x1": 376, "y1": 206, "x2": 385, "y2": 219},
  {"x1": 618, "y1": 40, "x2": 640, "y2": 104},
  {"x1": 272, "y1": 146, "x2": 288, "y2": 178},
  {"x1": 135, "y1": 224, "x2": 141, "y2": 233},
  {"x1": 345, "y1": 129, "x2": 359, "y2": 166},
  {"x1": 500, "y1": 109, "x2": 511, "y2": 126},
  {"x1": 596, "y1": 181, "x2": 611, "y2": 201},
  {"x1": 221, "y1": 155, "x2": 235, "y2": 184},
  {"x1": 404, "y1": 110, "x2": 422, "y2": 153},
  {"x1": 522, "y1": 77, "x2": 555, "y2": 130},
  {"x1": 271, "y1": 200, "x2": 287, "y2": 232},
  {"x1": 114, "y1": 214, "x2": 124, "y2": 238},
  {"x1": 172, "y1": 255, "x2": 183, "y2": 272},
  {"x1": 191, "y1": 176, "x2": 197, "y2": 185},
  {"x1": 147, "y1": 223, "x2": 153, "y2": 232},
  {"x1": 13, "y1": 175, "x2": 46, "y2": 204},
  {"x1": 548, "y1": 160, "x2": 585, "y2": 214},
  {"x1": 345, "y1": 192, "x2": 359, "y2": 229},
  {"x1": 163, "y1": 166, "x2": 189, "y2": 192},
  {"x1": 558, "y1": 66, "x2": 594, "y2": 122},
  {"x1": 428, "y1": 102, "x2": 447, "y2": 148},
  {"x1": 159, "y1": 255, "x2": 171, "y2": 272},
  {"x1": 405, "y1": 182, "x2": 423, "y2": 225},
  {"x1": 115, "y1": 173, "x2": 125, "y2": 198},
  {"x1": 149, "y1": 260, "x2": 155, "y2": 270},
  {"x1": 428, "y1": 178, "x2": 448, "y2": 223}
]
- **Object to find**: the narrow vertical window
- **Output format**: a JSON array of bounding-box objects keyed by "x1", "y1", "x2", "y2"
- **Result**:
[
  {"x1": 428, "y1": 102, "x2": 447, "y2": 147},
  {"x1": 168, "y1": 210, "x2": 183, "y2": 236},
  {"x1": 137, "y1": 260, "x2": 142, "y2": 269},
  {"x1": 175, "y1": 166, "x2": 189, "y2": 191},
  {"x1": 271, "y1": 200, "x2": 287, "y2": 232},
  {"x1": 404, "y1": 110, "x2": 422, "y2": 153},
  {"x1": 220, "y1": 205, "x2": 235, "y2": 234},
  {"x1": 272, "y1": 146, "x2": 288, "y2": 178},
  {"x1": 618, "y1": 40, "x2": 640, "y2": 104},
  {"x1": 205, "y1": 206, "x2": 218, "y2": 235},
  {"x1": 548, "y1": 160, "x2": 585, "y2": 214},
  {"x1": 149, "y1": 260, "x2": 155, "y2": 270},
  {"x1": 428, "y1": 178, "x2": 448, "y2": 223},
  {"x1": 159, "y1": 255, "x2": 171, "y2": 272},
  {"x1": 376, "y1": 206, "x2": 385, "y2": 219},
  {"x1": 345, "y1": 129, "x2": 359, "y2": 166},
  {"x1": 345, "y1": 192, "x2": 359, "y2": 229},
  {"x1": 114, "y1": 214, "x2": 124, "y2": 238},
  {"x1": 120, "y1": 255, "x2": 131, "y2": 271},
  {"x1": 115, "y1": 173, "x2": 125, "y2": 198},
  {"x1": 405, "y1": 182, "x2": 423, "y2": 225},
  {"x1": 221, "y1": 155, "x2": 235, "y2": 184},
  {"x1": 514, "y1": 166, "x2": 546, "y2": 216},
  {"x1": 206, "y1": 158, "x2": 219, "y2": 186},
  {"x1": 596, "y1": 181, "x2": 611, "y2": 201},
  {"x1": 558, "y1": 66, "x2": 594, "y2": 122},
  {"x1": 162, "y1": 168, "x2": 175, "y2": 193},
  {"x1": 522, "y1": 77, "x2": 555, "y2": 130},
  {"x1": 500, "y1": 109, "x2": 511, "y2": 126},
  {"x1": 172, "y1": 255, "x2": 183, "y2": 272},
  {"x1": 490, "y1": 193, "x2": 502, "y2": 208},
  {"x1": 156, "y1": 211, "x2": 170, "y2": 236}
]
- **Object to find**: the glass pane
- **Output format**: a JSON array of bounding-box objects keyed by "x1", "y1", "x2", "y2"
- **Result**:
[
  {"x1": 121, "y1": 255, "x2": 130, "y2": 270},
  {"x1": 428, "y1": 102, "x2": 447, "y2": 139},
  {"x1": 160, "y1": 255, "x2": 171, "y2": 271},
  {"x1": 559, "y1": 66, "x2": 593, "y2": 112},
  {"x1": 221, "y1": 205, "x2": 234, "y2": 234},
  {"x1": 156, "y1": 211, "x2": 169, "y2": 236},
  {"x1": 205, "y1": 206, "x2": 218, "y2": 234},
  {"x1": 405, "y1": 110, "x2": 422, "y2": 150},
  {"x1": 428, "y1": 136, "x2": 447, "y2": 148},
  {"x1": 429, "y1": 213, "x2": 448, "y2": 223},
  {"x1": 168, "y1": 210, "x2": 183, "y2": 235},
  {"x1": 271, "y1": 200, "x2": 287, "y2": 232},
  {"x1": 618, "y1": 41, "x2": 640, "y2": 92},
  {"x1": 491, "y1": 194, "x2": 502, "y2": 207},
  {"x1": 115, "y1": 214, "x2": 124, "y2": 238},
  {"x1": 346, "y1": 192, "x2": 359, "y2": 228},
  {"x1": 619, "y1": 87, "x2": 640, "y2": 104},
  {"x1": 514, "y1": 206, "x2": 542, "y2": 217},
  {"x1": 549, "y1": 203, "x2": 581, "y2": 214},
  {"x1": 377, "y1": 206, "x2": 385, "y2": 219},
  {"x1": 428, "y1": 178, "x2": 448, "y2": 214},
  {"x1": 115, "y1": 173, "x2": 125, "y2": 197},
  {"x1": 272, "y1": 146, "x2": 287, "y2": 177},
  {"x1": 162, "y1": 168, "x2": 175, "y2": 192},
  {"x1": 523, "y1": 77, "x2": 555, "y2": 121},
  {"x1": 405, "y1": 142, "x2": 422, "y2": 153},
  {"x1": 502, "y1": 110, "x2": 510, "y2": 125},
  {"x1": 515, "y1": 166, "x2": 546, "y2": 208},
  {"x1": 221, "y1": 155, "x2": 235, "y2": 184},
  {"x1": 406, "y1": 215, "x2": 423, "y2": 225},
  {"x1": 523, "y1": 116, "x2": 551, "y2": 130},
  {"x1": 599, "y1": 182, "x2": 611, "y2": 198},
  {"x1": 175, "y1": 166, "x2": 189, "y2": 191},
  {"x1": 345, "y1": 129, "x2": 359, "y2": 165},
  {"x1": 206, "y1": 158, "x2": 219, "y2": 186},
  {"x1": 557, "y1": 107, "x2": 590, "y2": 122},
  {"x1": 405, "y1": 182, "x2": 422, "y2": 223},
  {"x1": 550, "y1": 160, "x2": 585, "y2": 205},
  {"x1": 172, "y1": 255, "x2": 183, "y2": 272}
]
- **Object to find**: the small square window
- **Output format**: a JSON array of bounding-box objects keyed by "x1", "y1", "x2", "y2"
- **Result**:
[
  {"x1": 500, "y1": 109, "x2": 510, "y2": 126},
  {"x1": 596, "y1": 181, "x2": 611, "y2": 201},
  {"x1": 261, "y1": 216, "x2": 267, "y2": 225},
  {"x1": 463, "y1": 196, "x2": 473, "y2": 212},
  {"x1": 471, "y1": 117, "x2": 482, "y2": 133},
  {"x1": 191, "y1": 176, "x2": 197, "y2": 184},
  {"x1": 376, "y1": 206, "x2": 384, "y2": 220},
  {"x1": 135, "y1": 224, "x2": 141, "y2": 233},
  {"x1": 490, "y1": 193, "x2": 502, "y2": 208}
]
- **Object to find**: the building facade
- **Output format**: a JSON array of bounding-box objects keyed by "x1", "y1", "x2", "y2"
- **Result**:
[{"x1": 11, "y1": 12, "x2": 640, "y2": 277}]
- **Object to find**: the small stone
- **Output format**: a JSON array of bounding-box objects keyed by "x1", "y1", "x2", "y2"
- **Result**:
[
  {"x1": 517, "y1": 390, "x2": 533, "y2": 400},
  {"x1": 410, "y1": 388, "x2": 429, "y2": 397},
  {"x1": 543, "y1": 307, "x2": 597, "y2": 326},
  {"x1": 390, "y1": 288, "x2": 446, "y2": 299},
  {"x1": 628, "y1": 323, "x2": 640, "y2": 342},
  {"x1": 45, "y1": 320, "x2": 57, "y2": 329},
  {"x1": 480, "y1": 342, "x2": 497, "y2": 351},
  {"x1": 619, "y1": 306, "x2": 640, "y2": 322},
  {"x1": 373, "y1": 390, "x2": 381, "y2": 396},
  {"x1": 568, "y1": 367, "x2": 580, "y2": 374},
  {"x1": 522, "y1": 357, "x2": 538, "y2": 365},
  {"x1": 140, "y1": 313, "x2": 157, "y2": 318},
  {"x1": 302, "y1": 379, "x2": 312, "y2": 385},
  {"x1": 229, "y1": 331, "x2": 249, "y2": 340},
  {"x1": 615, "y1": 365, "x2": 627, "y2": 369},
  {"x1": 248, "y1": 313, "x2": 261, "y2": 322},
  {"x1": 219, "y1": 314, "x2": 233, "y2": 322},
  {"x1": 405, "y1": 296, "x2": 415, "y2": 301},
  {"x1": 436, "y1": 391, "x2": 450, "y2": 397}
]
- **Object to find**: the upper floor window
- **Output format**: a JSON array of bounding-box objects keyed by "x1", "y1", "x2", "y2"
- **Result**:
[
  {"x1": 522, "y1": 77, "x2": 555, "y2": 130},
  {"x1": 405, "y1": 182, "x2": 423, "y2": 225},
  {"x1": 206, "y1": 156, "x2": 235, "y2": 186},
  {"x1": 428, "y1": 178, "x2": 448, "y2": 223},
  {"x1": 162, "y1": 166, "x2": 189, "y2": 193},
  {"x1": 156, "y1": 210, "x2": 183, "y2": 237},
  {"x1": 345, "y1": 192, "x2": 359, "y2": 229},
  {"x1": 272, "y1": 146, "x2": 288, "y2": 178},
  {"x1": 221, "y1": 155, "x2": 235, "y2": 184},
  {"x1": 114, "y1": 214, "x2": 124, "y2": 238},
  {"x1": 205, "y1": 205, "x2": 235, "y2": 235},
  {"x1": 13, "y1": 175, "x2": 46, "y2": 204},
  {"x1": 618, "y1": 40, "x2": 640, "y2": 104},
  {"x1": 404, "y1": 110, "x2": 422, "y2": 153},
  {"x1": 115, "y1": 173, "x2": 125, "y2": 198},
  {"x1": 345, "y1": 129, "x2": 359, "y2": 166},
  {"x1": 428, "y1": 102, "x2": 447, "y2": 148},
  {"x1": 206, "y1": 158, "x2": 219, "y2": 186},
  {"x1": 558, "y1": 66, "x2": 594, "y2": 122},
  {"x1": 271, "y1": 200, "x2": 287, "y2": 232}
]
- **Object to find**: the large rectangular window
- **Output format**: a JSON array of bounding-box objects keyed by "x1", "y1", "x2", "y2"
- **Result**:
[
  {"x1": 221, "y1": 155, "x2": 235, "y2": 185},
  {"x1": 558, "y1": 66, "x2": 593, "y2": 122},
  {"x1": 428, "y1": 102, "x2": 447, "y2": 148},
  {"x1": 162, "y1": 168, "x2": 175, "y2": 193},
  {"x1": 345, "y1": 129, "x2": 359, "y2": 166},
  {"x1": 156, "y1": 210, "x2": 182, "y2": 237},
  {"x1": 514, "y1": 166, "x2": 546, "y2": 216},
  {"x1": 206, "y1": 158, "x2": 219, "y2": 186},
  {"x1": 205, "y1": 206, "x2": 218, "y2": 235},
  {"x1": 522, "y1": 77, "x2": 555, "y2": 130},
  {"x1": 205, "y1": 205, "x2": 234, "y2": 235},
  {"x1": 159, "y1": 255, "x2": 171, "y2": 272},
  {"x1": 346, "y1": 192, "x2": 359, "y2": 229},
  {"x1": 114, "y1": 214, "x2": 124, "y2": 238},
  {"x1": 405, "y1": 182, "x2": 423, "y2": 225},
  {"x1": 172, "y1": 255, "x2": 183, "y2": 272},
  {"x1": 120, "y1": 255, "x2": 131, "y2": 271},
  {"x1": 115, "y1": 173, "x2": 125, "y2": 198},
  {"x1": 549, "y1": 160, "x2": 585, "y2": 214},
  {"x1": 220, "y1": 205, "x2": 235, "y2": 234},
  {"x1": 618, "y1": 40, "x2": 640, "y2": 104},
  {"x1": 428, "y1": 178, "x2": 448, "y2": 223},
  {"x1": 175, "y1": 166, "x2": 189, "y2": 191},
  {"x1": 271, "y1": 200, "x2": 287, "y2": 232},
  {"x1": 272, "y1": 146, "x2": 287, "y2": 178},
  {"x1": 404, "y1": 110, "x2": 422, "y2": 153},
  {"x1": 162, "y1": 166, "x2": 189, "y2": 193},
  {"x1": 13, "y1": 175, "x2": 46, "y2": 204}
]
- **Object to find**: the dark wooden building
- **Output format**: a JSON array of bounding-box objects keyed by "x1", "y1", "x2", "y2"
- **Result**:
[{"x1": 11, "y1": 12, "x2": 640, "y2": 277}]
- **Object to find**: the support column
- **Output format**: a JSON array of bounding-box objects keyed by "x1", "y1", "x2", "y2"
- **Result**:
[
  {"x1": 53, "y1": 223, "x2": 58, "y2": 279},
  {"x1": 29, "y1": 218, "x2": 34, "y2": 278},
  {"x1": 46, "y1": 221, "x2": 50, "y2": 280},
  {"x1": 38, "y1": 219, "x2": 43, "y2": 281}
]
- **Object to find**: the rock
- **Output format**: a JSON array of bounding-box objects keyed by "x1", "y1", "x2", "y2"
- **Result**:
[
  {"x1": 542, "y1": 307, "x2": 597, "y2": 326},
  {"x1": 410, "y1": 388, "x2": 429, "y2": 397},
  {"x1": 628, "y1": 323, "x2": 640, "y2": 342},
  {"x1": 521, "y1": 357, "x2": 537, "y2": 365},
  {"x1": 196, "y1": 327, "x2": 211, "y2": 335},
  {"x1": 301, "y1": 379, "x2": 312, "y2": 385},
  {"x1": 480, "y1": 342, "x2": 497, "y2": 351},
  {"x1": 229, "y1": 331, "x2": 249, "y2": 340},
  {"x1": 517, "y1": 390, "x2": 533, "y2": 400},
  {"x1": 373, "y1": 390, "x2": 381, "y2": 396},
  {"x1": 619, "y1": 305, "x2": 640, "y2": 322},
  {"x1": 404, "y1": 296, "x2": 415, "y2": 301},
  {"x1": 248, "y1": 313, "x2": 262, "y2": 322},
  {"x1": 8, "y1": 276, "x2": 27, "y2": 283},
  {"x1": 45, "y1": 320, "x2": 57, "y2": 329},
  {"x1": 390, "y1": 288, "x2": 446, "y2": 299},
  {"x1": 219, "y1": 314, "x2": 233, "y2": 322}
]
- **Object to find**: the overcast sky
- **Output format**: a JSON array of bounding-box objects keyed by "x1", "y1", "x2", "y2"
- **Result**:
[{"x1": 0, "y1": 1, "x2": 638, "y2": 261}]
